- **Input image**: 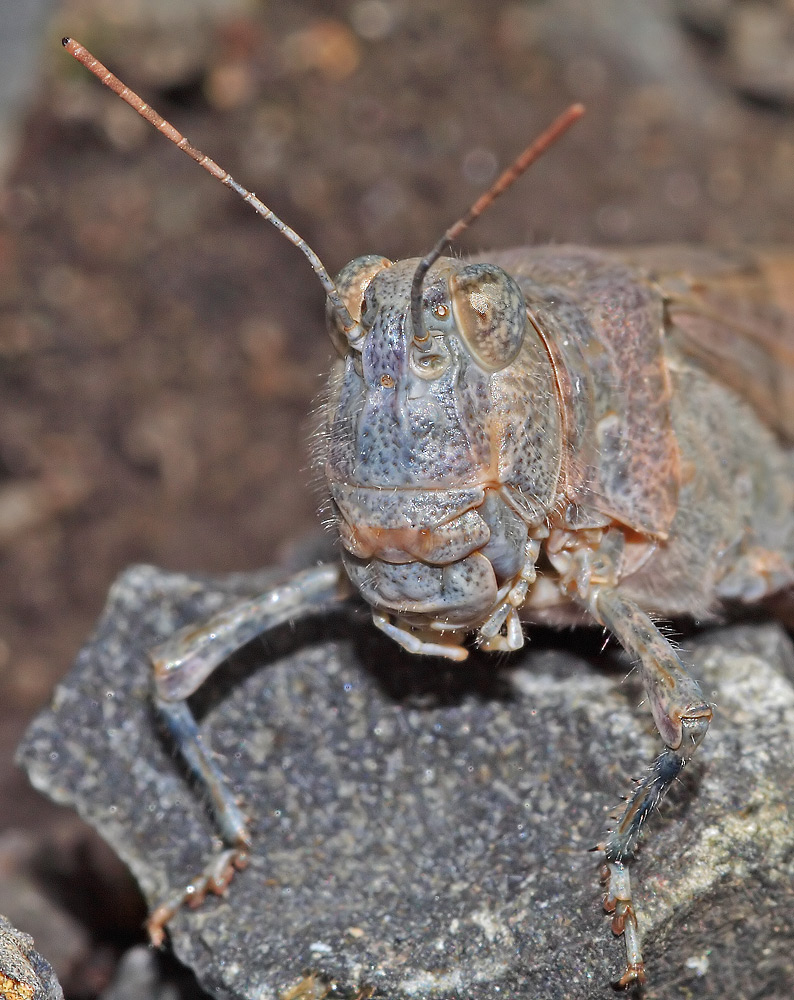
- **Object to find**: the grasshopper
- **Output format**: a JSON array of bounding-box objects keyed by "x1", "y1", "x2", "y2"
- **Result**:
[{"x1": 63, "y1": 38, "x2": 794, "y2": 989}]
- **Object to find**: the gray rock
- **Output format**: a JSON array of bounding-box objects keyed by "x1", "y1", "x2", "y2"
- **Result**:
[
  {"x1": 0, "y1": 913, "x2": 64, "y2": 1000},
  {"x1": 16, "y1": 565, "x2": 794, "y2": 999}
]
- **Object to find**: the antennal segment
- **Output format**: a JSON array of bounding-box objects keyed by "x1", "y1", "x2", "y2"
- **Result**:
[
  {"x1": 62, "y1": 37, "x2": 363, "y2": 345},
  {"x1": 409, "y1": 103, "x2": 585, "y2": 348}
]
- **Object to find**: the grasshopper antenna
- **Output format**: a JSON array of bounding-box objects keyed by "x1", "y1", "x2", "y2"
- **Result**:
[
  {"x1": 62, "y1": 37, "x2": 363, "y2": 347},
  {"x1": 410, "y1": 103, "x2": 585, "y2": 348}
]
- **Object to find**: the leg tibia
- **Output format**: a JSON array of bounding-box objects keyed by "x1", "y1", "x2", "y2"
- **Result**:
[
  {"x1": 155, "y1": 697, "x2": 250, "y2": 846},
  {"x1": 601, "y1": 715, "x2": 709, "y2": 866}
]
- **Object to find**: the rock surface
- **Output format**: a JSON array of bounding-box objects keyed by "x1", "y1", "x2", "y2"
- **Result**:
[
  {"x1": 0, "y1": 914, "x2": 64, "y2": 1000},
  {"x1": 17, "y1": 565, "x2": 794, "y2": 999}
]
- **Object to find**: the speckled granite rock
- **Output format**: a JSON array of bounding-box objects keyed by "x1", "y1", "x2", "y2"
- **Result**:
[
  {"x1": 0, "y1": 914, "x2": 63, "y2": 1000},
  {"x1": 16, "y1": 565, "x2": 794, "y2": 999}
]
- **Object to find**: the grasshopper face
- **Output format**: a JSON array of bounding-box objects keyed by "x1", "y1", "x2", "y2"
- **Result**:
[
  {"x1": 327, "y1": 255, "x2": 524, "y2": 489},
  {"x1": 323, "y1": 255, "x2": 555, "y2": 634}
]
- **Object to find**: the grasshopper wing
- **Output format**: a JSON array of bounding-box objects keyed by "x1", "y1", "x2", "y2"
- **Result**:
[{"x1": 620, "y1": 246, "x2": 794, "y2": 441}]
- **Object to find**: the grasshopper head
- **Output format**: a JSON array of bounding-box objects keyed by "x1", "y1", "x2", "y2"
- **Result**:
[{"x1": 321, "y1": 255, "x2": 560, "y2": 634}]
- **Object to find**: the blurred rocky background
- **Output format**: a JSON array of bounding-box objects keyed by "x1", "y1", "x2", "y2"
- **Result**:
[{"x1": 4, "y1": 0, "x2": 794, "y2": 997}]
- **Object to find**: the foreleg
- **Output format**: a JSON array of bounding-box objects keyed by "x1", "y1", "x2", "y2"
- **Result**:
[
  {"x1": 589, "y1": 588, "x2": 713, "y2": 988},
  {"x1": 147, "y1": 562, "x2": 349, "y2": 944}
]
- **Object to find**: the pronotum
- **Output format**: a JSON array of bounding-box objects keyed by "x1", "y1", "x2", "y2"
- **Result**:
[{"x1": 63, "y1": 36, "x2": 794, "y2": 989}]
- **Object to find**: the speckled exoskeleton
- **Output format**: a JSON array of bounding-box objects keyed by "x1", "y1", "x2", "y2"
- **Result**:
[{"x1": 64, "y1": 39, "x2": 794, "y2": 989}]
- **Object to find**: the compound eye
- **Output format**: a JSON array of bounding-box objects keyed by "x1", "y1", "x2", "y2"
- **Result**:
[
  {"x1": 450, "y1": 263, "x2": 526, "y2": 371},
  {"x1": 326, "y1": 254, "x2": 392, "y2": 356}
]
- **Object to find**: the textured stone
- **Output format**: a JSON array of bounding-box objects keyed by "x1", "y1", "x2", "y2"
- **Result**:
[
  {"x1": 16, "y1": 565, "x2": 794, "y2": 999},
  {"x1": 0, "y1": 914, "x2": 63, "y2": 1000}
]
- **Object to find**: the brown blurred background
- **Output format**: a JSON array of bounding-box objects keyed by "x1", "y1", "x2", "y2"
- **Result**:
[{"x1": 3, "y1": 0, "x2": 794, "y2": 994}]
